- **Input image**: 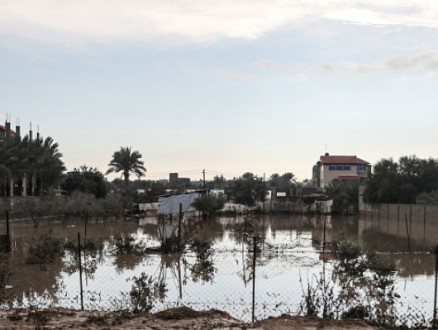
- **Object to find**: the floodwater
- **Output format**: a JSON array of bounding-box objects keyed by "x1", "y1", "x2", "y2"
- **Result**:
[{"x1": 1, "y1": 214, "x2": 437, "y2": 322}]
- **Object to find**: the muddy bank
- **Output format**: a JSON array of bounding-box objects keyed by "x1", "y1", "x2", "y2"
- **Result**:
[{"x1": 0, "y1": 307, "x2": 382, "y2": 329}]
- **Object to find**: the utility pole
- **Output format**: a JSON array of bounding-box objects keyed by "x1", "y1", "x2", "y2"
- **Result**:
[{"x1": 203, "y1": 169, "x2": 206, "y2": 188}]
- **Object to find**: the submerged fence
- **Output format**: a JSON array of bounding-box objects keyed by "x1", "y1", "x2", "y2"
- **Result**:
[
  {"x1": 1, "y1": 214, "x2": 438, "y2": 328},
  {"x1": 361, "y1": 203, "x2": 438, "y2": 252}
]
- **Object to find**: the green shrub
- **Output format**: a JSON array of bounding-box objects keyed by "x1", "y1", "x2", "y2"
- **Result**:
[
  {"x1": 26, "y1": 232, "x2": 64, "y2": 264},
  {"x1": 128, "y1": 272, "x2": 167, "y2": 313}
]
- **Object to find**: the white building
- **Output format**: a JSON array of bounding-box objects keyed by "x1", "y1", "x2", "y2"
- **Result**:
[{"x1": 313, "y1": 153, "x2": 371, "y2": 188}]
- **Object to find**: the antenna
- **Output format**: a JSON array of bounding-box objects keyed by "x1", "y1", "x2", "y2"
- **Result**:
[
  {"x1": 324, "y1": 144, "x2": 328, "y2": 153},
  {"x1": 30, "y1": 122, "x2": 32, "y2": 130}
]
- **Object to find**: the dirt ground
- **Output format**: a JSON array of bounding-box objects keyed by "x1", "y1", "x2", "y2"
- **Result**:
[{"x1": 0, "y1": 307, "x2": 384, "y2": 329}]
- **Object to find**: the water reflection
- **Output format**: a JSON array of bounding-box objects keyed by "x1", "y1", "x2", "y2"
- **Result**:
[
  {"x1": 0, "y1": 214, "x2": 436, "y2": 321},
  {"x1": 187, "y1": 239, "x2": 216, "y2": 283}
]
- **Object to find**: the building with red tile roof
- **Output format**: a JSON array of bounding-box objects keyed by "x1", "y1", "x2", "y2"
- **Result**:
[
  {"x1": 0, "y1": 123, "x2": 16, "y2": 141},
  {"x1": 313, "y1": 153, "x2": 371, "y2": 188}
]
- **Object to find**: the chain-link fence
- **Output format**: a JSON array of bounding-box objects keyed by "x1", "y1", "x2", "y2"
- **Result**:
[{"x1": 1, "y1": 215, "x2": 438, "y2": 328}]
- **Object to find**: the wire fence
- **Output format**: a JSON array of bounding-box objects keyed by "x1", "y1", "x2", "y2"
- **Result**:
[{"x1": 1, "y1": 215, "x2": 438, "y2": 328}]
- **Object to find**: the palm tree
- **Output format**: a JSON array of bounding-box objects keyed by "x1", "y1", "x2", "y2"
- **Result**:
[
  {"x1": 107, "y1": 147, "x2": 146, "y2": 188},
  {"x1": 0, "y1": 139, "x2": 16, "y2": 198},
  {"x1": 38, "y1": 136, "x2": 65, "y2": 195}
]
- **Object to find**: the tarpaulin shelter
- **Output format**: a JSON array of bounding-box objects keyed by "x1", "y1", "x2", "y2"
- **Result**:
[{"x1": 157, "y1": 191, "x2": 203, "y2": 215}]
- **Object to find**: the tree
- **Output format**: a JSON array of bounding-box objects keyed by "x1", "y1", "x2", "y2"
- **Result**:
[
  {"x1": 225, "y1": 172, "x2": 267, "y2": 206},
  {"x1": 35, "y1": 137, "x2": 66, "y2": 195},
  {"x1": 62, "y1": 165, "x2": 107, "y2": 198},
  {"x1": 326, "y1": 179, "x2": 360, "y2": 214},
  {"x1": 363, "y1": 156, "x2": 438, "y2": 204},
  {"x1": 137, "y1": 181, "x2": 167, "y2": 203},
  {"x1": 107, "y1": 147, "x2": 146, "y2": 189},
  {"x1": 417, "y1": 190, "x2": 438, "y2": 205},
  {"x1": 191, "y1": 193, "x2": 226, "y2": 217},
  {"x1": 0, "y1": 138, "x2": 18, "y2": 197},
  {"x1": 0, "y1": 134, "x2": 65, "y2": 197},
  {"x1": 268, "y1": 172, "x2": 296, "y2": 192}
]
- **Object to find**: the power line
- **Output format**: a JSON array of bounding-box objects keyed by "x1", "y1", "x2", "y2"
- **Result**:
[{"x1": 144, "y1": 169, "x2": 241, "y2": 180}]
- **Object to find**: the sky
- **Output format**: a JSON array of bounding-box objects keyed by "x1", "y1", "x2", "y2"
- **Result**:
[{"x1": 1, "y1": 0, "x2": 438, "y2": 182}]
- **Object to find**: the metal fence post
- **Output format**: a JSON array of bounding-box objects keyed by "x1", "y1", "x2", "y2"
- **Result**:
[
  {"x1": 424, "y1": 205, "x2": 427, "y2": 250},
  {"x1": 434, "y1": 246, "x2": 438, "y2": 327},
  {"x1": 178, "y1": 203, "x2": 182, "y2": 251},
  {"x1": 6, "y1": 210, "x2": 10, "y2": 252},
  {"x1": 252, "y1": 237, "x2": 257, "y2": 323},
  {"x1": 78, "y1": 232, "x2": 84, "y2": 311},
  {"x1": 405, "y1": 214, "x2": 411, "y2": 253}
]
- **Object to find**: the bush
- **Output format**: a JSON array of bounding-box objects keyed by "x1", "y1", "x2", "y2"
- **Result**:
[
  {"x1": 65, "y1": 192, "x2": 103, "y2": 220},
  {"x1": 26, "y1": 232, "x2": 64, "y2": 264},
  {"x1": 300, "y1": 240, "x2": 398, "y2": 326},
  {"x1": 191, "y1": 193, "x2": 226, "y2": 217},
  {"x1": 128, "y1": 272, "x2": 167, "y2": 313}
]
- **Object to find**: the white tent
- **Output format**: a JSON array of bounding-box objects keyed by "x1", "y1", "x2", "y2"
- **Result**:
[{"x1": 157, "y1": 192, "x2": 201, "y2": 215}]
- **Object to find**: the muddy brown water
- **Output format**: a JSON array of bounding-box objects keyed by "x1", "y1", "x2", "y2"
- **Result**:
[{"x1": 1, "y1": 214, "x2": 436, "y2": 322}]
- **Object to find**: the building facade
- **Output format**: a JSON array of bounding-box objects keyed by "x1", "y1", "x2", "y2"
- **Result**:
[{"x1": 313, "y1": 153, "x2": 371, "y2": 188}]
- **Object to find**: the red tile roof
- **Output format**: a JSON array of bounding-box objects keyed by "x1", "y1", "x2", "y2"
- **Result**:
[
  {"x1": 0, "y1": 125, "x2": 15, "y2": 135},
  {"x1": 320, "y1": 155, "x2": 369, "y2": 165}
]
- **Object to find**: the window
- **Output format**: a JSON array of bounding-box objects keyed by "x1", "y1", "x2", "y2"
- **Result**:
[
  {"x1": 328, "y1": 164, "x2": 351, "y2": 171},
  {"x1": 357, "y1": 164, "x2": 367, "y2": 172}
]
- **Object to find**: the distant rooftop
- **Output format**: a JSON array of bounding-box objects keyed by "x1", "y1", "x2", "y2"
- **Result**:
[
  {"x1": 0, "y1": 125, "x2": 16, "y2": 135},
  {"x1": 320, "y1": 154, "x2": 369, "y2": 165}
]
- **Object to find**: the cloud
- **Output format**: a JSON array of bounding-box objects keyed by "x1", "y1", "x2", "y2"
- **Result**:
[
  {"x1": 1, "y1": 1, "x2": 438, "y2": 46},
  {"x1": 254, "y1": 52, "x2": 438, "y2": 77},
  {"x1": 214, "y1": 68, "x2": 262, "y2": 83}
]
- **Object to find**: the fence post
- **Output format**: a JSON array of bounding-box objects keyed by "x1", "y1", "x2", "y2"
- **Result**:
[
  {"x1": 434, "y1": 246, "x2": 438, "y2": 327},
  {"x1": 397, "y1": 204, "x2": 400, "y2": 234},
  {"x1": 6, "y1": 210, "x2": 10, "y2": 252},
  {"x1": 78, "y1": 232, "x2": 84, "y2": 311},
  {"x1": 409, "y1": 204, "x2": 412, "y2": 235},
  {"x1": 322, "y1": 216, "x2": 327, "y2": 317},
  {"x1": 178, "y1": 203, "x2": 182, "y2": 251},
  {"x1": 252, "y1": 237, "x2": 257, "y2": 323},
  {"x1": 424, "y1": 205, "x2": 427, "y2": 249},
  {"x1": 405, "y1": 214, "x2": 411, "y2": 253}
]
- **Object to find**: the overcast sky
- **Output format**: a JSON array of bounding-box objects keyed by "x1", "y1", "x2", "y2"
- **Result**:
[{"x1": 1, "y1": 0, "x2": 437, "y2": 182}]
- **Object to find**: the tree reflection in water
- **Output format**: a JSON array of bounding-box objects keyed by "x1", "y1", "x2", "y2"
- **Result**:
[
  {"x1": 62, "y1": 238, "x2": 105, "y2": 278},
  {"x1": 187, "y1": 238, "x2": 217, "y2": 283},
  {"x1": 109, "y1": 233, "x2": 148, "y2": 272}
]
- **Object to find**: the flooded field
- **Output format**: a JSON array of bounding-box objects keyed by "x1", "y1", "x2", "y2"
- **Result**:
[{"x1": 1, "y1": 214, "x2": 437, "y2": 323}]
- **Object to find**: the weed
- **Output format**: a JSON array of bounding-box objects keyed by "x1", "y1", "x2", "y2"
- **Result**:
[
  {"x1": 299, "y1": 239, "x2": 398, "y2": 326},
  {"x1": 128, "y1": 272, "x2": 167, "y2": 313}
]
